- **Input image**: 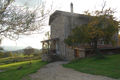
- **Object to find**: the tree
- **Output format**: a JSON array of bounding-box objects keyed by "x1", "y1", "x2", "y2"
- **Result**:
[
  {"x1": 0, "y1": 52, "x2": 4, "y2": 58},
  {"x1": 24, "y1": 47, "x2": 34, "y2": 56},
  {"x1": 45, "y1": 31, "x2": 50, "y2": 39},
  {"x1": 0, "y1": 0, "x2": 51, "y2": 40},
  {"x1": 65, "y1": 8, "x2": 119, "y2": 57},
  {"x1": 24, "y1": 46, "x2": 34, "y2": 64},
  {"x1": 118, "y1": 34, "x2": 120, "y2": 46}
]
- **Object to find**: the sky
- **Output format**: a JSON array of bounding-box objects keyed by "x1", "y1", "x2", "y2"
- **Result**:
[{"x1": 1, "y1": 0, "x2": 120, "y2": 51}]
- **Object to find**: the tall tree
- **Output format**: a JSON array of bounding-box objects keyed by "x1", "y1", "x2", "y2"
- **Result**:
[
  {"x1": 0, "y1": 0, "x2": 51, "y2": 40},
  {"x1": 65, "y1": 8, "x2": 119, "y2": 57}
]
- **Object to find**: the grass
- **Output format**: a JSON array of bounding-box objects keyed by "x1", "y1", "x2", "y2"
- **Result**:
[
  {"x1": 0, "y1": 60, "x2": 47, "y2": 80},
  {"x1": 0, "y1": 56, "x2": 41, "y2": 65},
  {"x1": 63, "y1": 54, "x2": 120, "y2": 79}
]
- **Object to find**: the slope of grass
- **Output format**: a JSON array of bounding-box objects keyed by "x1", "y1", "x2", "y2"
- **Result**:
[
  {"x1": 0, "y1": 56, "x2": 41, "y2": 65},
  {"x1": 0, "y1": 60, "x2": 47, "y2": 80},
  {"x1": 63, "y1": 54, "x2": 120, "y2": 79}
]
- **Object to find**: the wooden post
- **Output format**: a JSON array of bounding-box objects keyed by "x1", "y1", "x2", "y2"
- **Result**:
[
  {"x1": 42, "y1": 42, "x2": 44, "y2": 49},
  {"x1": 47, "y1": 41, "x2": 49, "y2": 54},
  {"x1": 42, "y1": 42, "x2": 44, "y2": 53}
]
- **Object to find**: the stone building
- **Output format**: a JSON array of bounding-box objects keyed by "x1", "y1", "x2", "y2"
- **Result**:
[
  {"x1": 41, "y1": 9, "x2": 92, "y2": 60},
  {"x1": 41, "y1": 4, "x2": 119, "y2": 61}
]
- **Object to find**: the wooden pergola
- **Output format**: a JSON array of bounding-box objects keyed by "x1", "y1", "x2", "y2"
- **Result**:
[{"x1": 41, "y1": 38, "x2": 59, "y2": 54}]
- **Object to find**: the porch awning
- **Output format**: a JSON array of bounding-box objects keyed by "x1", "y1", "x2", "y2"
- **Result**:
[{"x1": 41, "y1": 38, "x2": 59, "y2": 43}]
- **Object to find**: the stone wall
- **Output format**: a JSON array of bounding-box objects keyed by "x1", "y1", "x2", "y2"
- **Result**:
[
  {"x1": 63, "y1": 14, "x2": 89, "y2": 60},
  {"x1": 50, "y1": 14, "x2": 66, "y2": 60},
  {"x1": 50, "y1": 12, "x2": 89, "y2": 60}
]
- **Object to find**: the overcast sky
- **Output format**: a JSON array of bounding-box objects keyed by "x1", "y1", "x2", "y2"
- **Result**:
[{"x1": 1, "y1": 0, "x2": 120, "y2": 51}]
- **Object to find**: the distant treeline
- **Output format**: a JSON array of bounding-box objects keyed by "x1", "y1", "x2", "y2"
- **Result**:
[{"x1": 0, "y1": 48, "x2": 42, "y2": 58}]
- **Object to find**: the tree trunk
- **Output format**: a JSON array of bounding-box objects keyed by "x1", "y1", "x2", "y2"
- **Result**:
[
  {"x1": 93, "y1": 38, "x2": 105, "y2": 59},
  {"x1": 93, "y1": 38, "x2": 98, "y2": 54}
]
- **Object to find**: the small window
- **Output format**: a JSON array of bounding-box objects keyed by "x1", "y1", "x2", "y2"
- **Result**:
[{"x1": 98, "y1": 39, "x2": 104, "y2": 45}]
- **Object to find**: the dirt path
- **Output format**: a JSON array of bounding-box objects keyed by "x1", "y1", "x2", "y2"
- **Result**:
[{"x1": 28, "y1": 61, "x2": 116, "y2": 80}]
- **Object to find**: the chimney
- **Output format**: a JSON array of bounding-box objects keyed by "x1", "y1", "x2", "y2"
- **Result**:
[{"x1": 70, "y1": 2, "x2": 73, "y2": 13}]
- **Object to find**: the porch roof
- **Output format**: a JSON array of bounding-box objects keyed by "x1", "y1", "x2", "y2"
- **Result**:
[{"x1": 41, "y1": 38, "x2": 59, "y2": 43}]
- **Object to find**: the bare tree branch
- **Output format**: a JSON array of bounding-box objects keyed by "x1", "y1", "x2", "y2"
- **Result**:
[{"x1": 0, "y1": 0, "x2": 52, "y2": 40}]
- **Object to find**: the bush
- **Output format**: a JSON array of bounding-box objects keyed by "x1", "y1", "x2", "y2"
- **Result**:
[{"x1": 95, "y1": 49, "x2": 105, "y2": 59}]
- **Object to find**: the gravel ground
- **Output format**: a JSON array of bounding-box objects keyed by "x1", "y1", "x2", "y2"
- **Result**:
[{"x1": 27, "y1": 61, "x2": 117, "y2": 80}]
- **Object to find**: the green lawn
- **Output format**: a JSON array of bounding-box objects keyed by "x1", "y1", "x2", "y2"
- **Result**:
[
  {"x1": 63, "y1": 54, "x2": 120, "y2": 79},
  {"x1": 0, "y1": 56, "x2": 41, "y2": 65},
  {"x1": 0, "y1": 60, "x2": 47, "y2": 80}
]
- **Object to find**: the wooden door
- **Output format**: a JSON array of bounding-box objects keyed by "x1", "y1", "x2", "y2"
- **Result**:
[{"x1": 74, "y1": 49, "x2": 79, "y2": 58}]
